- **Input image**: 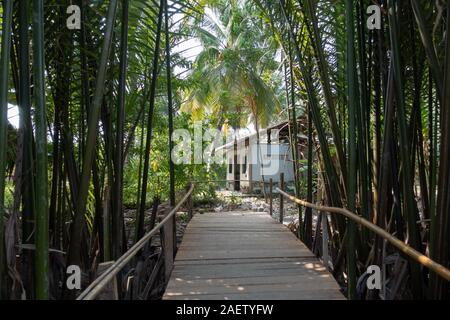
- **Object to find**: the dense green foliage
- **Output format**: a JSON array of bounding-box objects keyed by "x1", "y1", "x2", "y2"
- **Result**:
[{"x1": 256, "y1": 0, "x2": 450, "y2": 299}]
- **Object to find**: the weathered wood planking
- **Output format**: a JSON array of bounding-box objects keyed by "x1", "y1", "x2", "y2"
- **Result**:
[{"x1": 164, "y1": 211, "x2": 345, "y2": 300}]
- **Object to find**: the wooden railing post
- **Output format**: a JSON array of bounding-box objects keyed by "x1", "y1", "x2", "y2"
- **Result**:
[
  {"x1": 188, "y1": 191, "x2": 193, "y2": 221},
  {"x1": 162, "y1": 215, "x2": 174, "y2": 281},
  {"x1": 279, "y1": 173, "x2": 284, "y2": 223},
  {"x1": 322, "y1": 212, "x2": 329, "y2": 269},
  {"x1": 95, "y1": 261, "x2": 119, "y2": 300},
  {"x1": 187, "y1": 183, "x2": 193, "y2": 221},
  {"x1": 269, "y1": 178, "x2": 273, "y2": 216}
]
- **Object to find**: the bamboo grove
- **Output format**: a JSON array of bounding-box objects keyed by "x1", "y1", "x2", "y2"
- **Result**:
[
  {"x1": 0, "y1": 0, "x2": 203, "y2": 299},
  {"x1": 0, "y1": 0, "x2": 449, "y2": 300},
  {"x1": 255, "y1": 0, "x2": 450, "y2": 299}
]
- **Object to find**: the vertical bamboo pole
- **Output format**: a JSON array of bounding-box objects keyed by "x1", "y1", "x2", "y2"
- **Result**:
[
  {"x1": 305, "y1": 108, "x2": 313, "y2": 248},
  {"x1": 33, "y1": 0, "x2": 49, "y2": 300},
  {"x1": 164, "y1": 0, "x2": 176, "y2": 257},
  {"x1": 103, "y1": 185, "x2": 111, "y2": 262},
  {"x1": 388, "y1": 0, "x2": 422, "y2": 298},
  {"x1": 113, "y1": 0, "x2": 129, "y2": 260},
  {"x1": 0, "y1": 0, "x2": 14, "y2": 299},
  {"x1": 287, "y1": 37, "x2": 303, "y2": 239},
  {"x1": 356, "y1": 0, "x2": 370, "y2": 257},
  {"x1": 432, "y1": 1, "x2": 450, "y2": 299},
  {"x1": 18, "y1": 0, "x2": 35, "y2": 249},
  {"x1": 164, "y1": 0, "x2": 175, "y2": 207},
  {"x1": 137, "y1": 0, "x2": 164, "y2": 241},
  {"x1": 135, "y1": 107, "x2": 146, "y2": 242},
  {"x1": 345, "y1": 0, "x2": 358, "y2": 300}
]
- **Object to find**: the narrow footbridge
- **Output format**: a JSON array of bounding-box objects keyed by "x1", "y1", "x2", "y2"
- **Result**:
[
  {"x1": 164, "y1": 211, "x2": 344, "y2": 300},
  {"x1": 77, "y1": 183, "x2": 450, "y2": 300}
]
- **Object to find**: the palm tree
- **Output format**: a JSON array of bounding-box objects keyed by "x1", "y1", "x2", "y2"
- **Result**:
[
  {"x1": 181, "y1": 2, "x2": 281, "y2": 196},
  {"x1": 182, "y1": 2, "x2": 280, "y2": 132}
]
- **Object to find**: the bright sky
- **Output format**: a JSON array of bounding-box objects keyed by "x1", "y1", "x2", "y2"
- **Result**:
[
  {"x1": 8, "y1": 104, "x2": 19, "y2": 128},
  {"x1": 171, "y1": 10, "x2": 202, "y2": 78},
  {"x1": 173, "y1": 37, "x2": 202, "y2": 77}
]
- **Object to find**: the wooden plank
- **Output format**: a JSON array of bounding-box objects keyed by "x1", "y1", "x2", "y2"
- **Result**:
[
  {"x1": 163, "y1": 211, "x2": 345, "y2": 300},
  {"x1": 171, "y1": 261, "x2": 329, "y2": 274},
  {"x1": 175, "y1": 250, "x2": 313, "y2": 261},
  {"x1": 173, "y1": 256, "x2": 319, "y2": 266},
  {"x1": 165, "y1": 290, "x2": 345, "y2": 300},
  {"x1": 166, "y1": 279, "x2": 341, "y2": 293}
]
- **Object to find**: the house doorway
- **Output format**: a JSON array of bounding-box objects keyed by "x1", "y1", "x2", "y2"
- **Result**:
[{"x1": 233, "y1": 144, "x2": 240, "y2": 191}]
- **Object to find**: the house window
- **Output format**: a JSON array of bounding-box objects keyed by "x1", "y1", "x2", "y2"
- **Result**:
[
  {"x1": 229, "y1": 161, "x2": 233, "y2": 174},
  {"x1": 242, "y1": 156, "x2": 247, "y2": 174}
]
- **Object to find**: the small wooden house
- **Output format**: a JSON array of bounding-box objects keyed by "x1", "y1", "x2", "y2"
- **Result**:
[{"x1": 219, "y1": 120, "x2": 307, "y2": 193}]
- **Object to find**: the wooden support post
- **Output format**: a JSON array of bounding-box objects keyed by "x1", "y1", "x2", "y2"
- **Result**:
[
  {"x1": 279, "y1": 173, "x2": 284, "y2": 224},
  {"x1": 269, "y1": 178, "x2": 273, "y2": 216},
  {"x1": 172, "y1": 213, "x2": 176, "y2": 262},
  {"x1": 162, "y1": 216, "x2": 174, "y2": 281},
  {"x1": 96, "y1": 261, "x2": 119, "y2": 300},
  {"x1": 187, "y1": 183, "x2": 193, "y2": 221},
  {"x1": 322, "y1": 212, "x2": 329, "y2": 269}
]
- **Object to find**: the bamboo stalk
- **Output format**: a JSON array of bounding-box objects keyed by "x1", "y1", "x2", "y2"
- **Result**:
[
  {"x1": 286, "y1": 37, "x2": 302, "y2": 239},
  {"x1": 164, "y1": 0, "x2": 176, "y2": 207},
  {"x1": 32, "y1": 0, "x2": 49, "y2": 300},
  {"x1": 278, "y1": 2, "x2": 344, "y2": 219},
  {"x1": 18, "y1": 0, "x2": 36, "y2": 298},
  {"x1": 410, "y1": 0, "x2": 443, "y2": 99},
  {"x1": 137, "y1": 0, "x2": 165, "y2": 241},
  {"x1": 303, "y1": 0, "x2": 347, "y2": 183},
  {"x1": 0, "y1": 0, "x2": 14, "y2": 299},
  {"x1": 113, "y1": 0, "x2": 129, "y2": 260},
  {"x1": 356, "y1": 0, "x2": 370, "y2": 256},
  {"x1": 305, "y1": 107, "x2": 313, "y2": 248},
  {"x1": 432, "y1": 2, "x2": 450, "y2": 299},
  {"x1": 345, "y1": 0, "x2": 358, "y2": 299},
  {"x1": 388, "y1": 0, "x2": 423, "y2": 298}
]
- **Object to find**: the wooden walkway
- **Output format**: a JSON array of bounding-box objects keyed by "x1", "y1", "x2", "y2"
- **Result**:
[{"x1": 163, "y1": 211, "x2": 344, "y2": 300}]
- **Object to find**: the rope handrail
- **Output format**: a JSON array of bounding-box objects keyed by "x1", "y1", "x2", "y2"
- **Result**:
[
  {"x1": 77, "y1": 184, "x2": 195, "y2": 300},
  {"x1": 276, "y1": 187, "x2": 450, "y2": 282}
]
